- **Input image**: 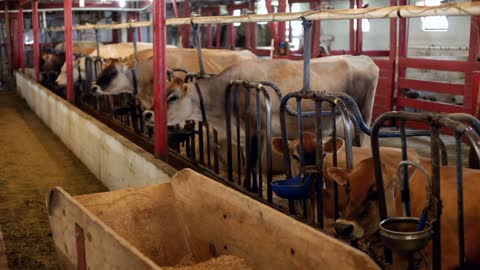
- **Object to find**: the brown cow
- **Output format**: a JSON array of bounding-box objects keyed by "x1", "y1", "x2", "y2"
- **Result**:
[
  {"x1": 272, "y1": 133, "x2": 419, "y2": 219},
  {"x1": 162, "y1": 56, "x2": 378, "y2": 176},
  {"x1": 92, "y1": 48, "x2": 257, "y2": 110},
  {"x1": 326, "y1": 157, "x2": 480, "y2": 268}
]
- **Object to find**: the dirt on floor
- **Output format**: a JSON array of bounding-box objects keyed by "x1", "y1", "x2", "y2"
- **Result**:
[
  {"x1": 162, "y1": 254, "x2": 253, "y2": 270},
  {"x1": 0, "y1": 90, "x2": 107, "y2": 270}
]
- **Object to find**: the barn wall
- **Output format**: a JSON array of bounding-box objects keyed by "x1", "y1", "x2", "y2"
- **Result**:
[{"x1": 15, "y1": 72, "x2": 176, "y2": 190}]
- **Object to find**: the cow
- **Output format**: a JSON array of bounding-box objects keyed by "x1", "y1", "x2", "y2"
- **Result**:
[
  {"x1": 54, "y1": 40, "x2": 100, "y2": 55},
  {"x1": 91, "y1": 48, "x2": 257, "y2": 110},
  {"x1": 325, "y1": 157, "x2": 480, "y2": 269},
  {"x1": 55, "y1": 42, "x2": 154, "y2": 86},
  {"x1": 271, "y1": 133, "x2": 419, "y2": 219},
  {"x1": 163, "y1": 56, "x2": 379, "y2": 176}
]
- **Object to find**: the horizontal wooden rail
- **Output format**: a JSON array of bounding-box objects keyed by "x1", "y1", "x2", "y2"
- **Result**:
[
  {"x1": 397, "y1": 96, "x2": 464, "y2": 113},
  {"x1": 44, "y1": 2, "x2": 480, "y2": 31},
  {"x1": 399, "y1": 57, "x2": 480, "y2": 72},
  {"x1": 398, "y1": 78, "x2": 465, "y2": 95}
]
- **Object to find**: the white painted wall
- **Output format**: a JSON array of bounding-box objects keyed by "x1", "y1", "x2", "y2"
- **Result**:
[{"x1": 16, "y1": 73, "x2": 176, "y2": 190}]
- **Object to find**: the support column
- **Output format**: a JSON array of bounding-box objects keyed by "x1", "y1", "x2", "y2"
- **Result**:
[
  {"x1": 182, "y1": 0, "x2": 190, "y2": 48},
  {"x1": 33, "y1": 0, "x2": 40, "y2": 81},
  {"x1": 18, "y1": 7, "x2": 24, "y2": 71},
  {"x1": 4, "y1": 2, "x2": 12, "y2": 76},
  {"x1": 64, "y1": 0, "x2": 74, "y2": 102},
  {"x1": 153, "y1": 0, "x2": 168, "y2": 159}
]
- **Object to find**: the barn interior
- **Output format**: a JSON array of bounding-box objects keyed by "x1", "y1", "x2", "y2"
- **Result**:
[{"x1": 0, "y1": 0, "x2": 479, "y2": 270}]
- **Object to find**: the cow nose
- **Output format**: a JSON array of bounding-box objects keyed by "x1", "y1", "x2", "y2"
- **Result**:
[
  {"x1": 91, "y1": 85, "x2": 101, "y2": 94},
  {"x1": 143, "y1": 111, "x2": 154, "y2": 124},
  {"x1": 334, "y1": 223, "x2": 354, "y2": 236}
]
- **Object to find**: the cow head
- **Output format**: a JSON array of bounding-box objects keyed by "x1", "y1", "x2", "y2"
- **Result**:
[
  {"x1": 272, "y1": 133, "x2": 350, "y2": 218},
  {"x1": 272, "y1": 132, "x2": 345, "y2": 176},
  {"x1": 326, "y1": 157, "x2": 408, "y2": 240},
  {"x1": 166, "y1": 77, "x2": 199, "y2": 126},
  {"x1": 91, "y1": 58, "x2": 134, "y2": 95},
  {"x1": 55, "y1": 58, "x2": 83, "y2": 86}
]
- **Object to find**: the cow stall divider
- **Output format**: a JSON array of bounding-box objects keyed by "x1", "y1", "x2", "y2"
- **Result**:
[{"x1": 371, "y1": 112, "x2": 480, "y2": 270}]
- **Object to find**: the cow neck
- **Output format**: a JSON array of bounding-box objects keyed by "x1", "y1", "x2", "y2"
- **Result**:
[
  {"x1": 130, "y1": 69, "x2": 138, "y2": 95},
  {"x1": 193, "y1": 82, "x2": 208, "y2": 127},
  {"x1": 123, "y1": 68, "x2": 136, "y2": 95}
]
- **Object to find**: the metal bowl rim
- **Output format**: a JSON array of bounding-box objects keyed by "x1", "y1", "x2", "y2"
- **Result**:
[{"x1": 379, "y1": 217, "x2": 432, "y2": 236}]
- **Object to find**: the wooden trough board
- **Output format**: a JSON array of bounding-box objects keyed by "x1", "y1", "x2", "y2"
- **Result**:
[{"x1": 47, "y1": 169, "x2": 379, "y2": 270}]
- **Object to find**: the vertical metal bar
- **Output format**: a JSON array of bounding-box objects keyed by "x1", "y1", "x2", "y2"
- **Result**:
[
  {"x1": 371, "y1": 117, "x2": 392, "y2": 263},
  {"x1": 455, "y1": 134, "x2": 465, "y2": 268},
  {"x1": 182, "y1": 0, "x2": 190, "y2": 48},
  {"x1": 400, "y1": 120, "x2": 411, "y2": 216},
  {"x1": 132, "y1": 28, "x2": 139, "y2": 62},
  {"x1": 4, "y1": 1, "x2": 12, "y2": 77},
  {"x1": 302, "y1": 19, "x2": 312, "y2": 91},
  {"x1": 199, "y1": 122, "x2": 205, "y2": 164},
  {"x1": 315, "y1": 100, "x2": 324, "y2": 228},
  {"x1": 95, "y1": 29, "x2": 100, "y2": 58},
  {"x1": 331, "y1": 103, "x2": 339, "y2": 220},
  {"x1": 264, "y1": 89, "x2": 273, "y2": 203},
  {"x1": 153, "y1": 0, "x2": 168, "y2": 159},
  {"x1": 193, "y1": 24, "x2": 205, "y2": 75},
  {"x1": 235, "y1": 85, "x2": 242, "y2": 185},
  {"x1": 213, "y1": 129, "x2": 220, "y2": 174},
  {"x1": 430, "y1": 126, "x2": 442, "y2": 270},
  {"x1": 244, "y1": 86, "x2": 252, "y2": 190},
  {"x1": 256, "y1": 88, "x2": 263, "y2": 198},
  {"x1": 18, "y1": 7, "x2": 24, "y2": 71},
  {"x1": 64, "y1": 0, "x2": 74, "y2": 102},
  {"x1": 215, "y1": 23, "x2": 221, "y2": 48},
  {"x1": 33, "y1": 1, "x2": 40, "y2": 81},
  {"x1": 225, "y1": 84, "x2": 234, "y2": 182},
  {"x1": 206, "y1": 126, "x2": 211, "y2": 168}
]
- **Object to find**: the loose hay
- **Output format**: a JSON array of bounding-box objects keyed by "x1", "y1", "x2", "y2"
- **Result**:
[{"x1": 163, "y1": 254, "x2": 253, "y2": 270}]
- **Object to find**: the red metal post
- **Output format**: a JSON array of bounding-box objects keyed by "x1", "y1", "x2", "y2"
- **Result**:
[
  {"x1": 349, "y1": 0, "x2": 355, "y2": 54},
  {"x1": 153, "y1": 0, "x2": 168, "y2": 159},
  {"x1": 227, "y1": 6, "x2": 236, "y2": 49},
  {"x1": 4, "y1": 0, "x2": 12, "y2": 76},
  {"x1": 216, "y1": 23, "x2": 221, "y2": 48},
  {"x1": 355, "y1": 0, "x2": 363, "y2": 55},
  {"x1": 136, "y1": 13, "x2": 142, "y2": 42},
  {"x1": 310, "y1": 0, "x2": 321, "y2": 57},
  {"x1": 33, "y1": 0, "x2": 40, "y2": 81},
  {"x1": 64, "y1": 0, "x2": 74, "y2": 102},
  {"x1": 278, "y1": 0, "x2": 286, "y2": 43},
  {"x1": 207, "y1": 11, "x2": 213, "y2": 48},
  {"x1": 171, "y1": 0, "x2": 179, "y2": 18},
  {"x1": 182, "y1": 0, "x2": 190, "y2": 48},
  {"x1": 18, "y1": 7, "x2": 24, "y2": 71}
]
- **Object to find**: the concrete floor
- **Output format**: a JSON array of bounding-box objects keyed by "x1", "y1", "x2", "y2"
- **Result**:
[{"x1": 0, "y1": 90, "x2": 107, "y2": 270}]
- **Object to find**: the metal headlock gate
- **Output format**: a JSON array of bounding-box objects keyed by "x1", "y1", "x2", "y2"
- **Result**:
[{"x1": 371, "y1": 112, "x2": 480, "y2": 269}]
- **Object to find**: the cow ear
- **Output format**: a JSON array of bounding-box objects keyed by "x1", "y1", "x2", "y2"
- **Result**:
[
  {"x1": 323, "y1": 137, "x2": 345, "y2": 154},
  {"x1": 326, "y1": 167, "x2": 350, "y2": 186},
  {"x1": 272, "y1": 137, "x2": 284, "y2": 153}
]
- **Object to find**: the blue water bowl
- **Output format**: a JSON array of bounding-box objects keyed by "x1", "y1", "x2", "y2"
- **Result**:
[{"x1": 271, "y1": 174, "x2": 314, "y2": 200}]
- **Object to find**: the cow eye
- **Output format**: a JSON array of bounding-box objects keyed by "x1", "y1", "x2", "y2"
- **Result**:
[
  {"x1": 292, "y1": 154, "x2": 300, "y2": 161},
  {"x1": 168, "y1": 95, "x2": 178, "y2": 103}
]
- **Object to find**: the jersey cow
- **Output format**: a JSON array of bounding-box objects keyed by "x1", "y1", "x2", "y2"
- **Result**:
[
  {"x1": 164, "y1": 56, "x2": 378, "y2": 175},
  {"x1": 91, "y1": 48, "x2": 257, "y2": 110},
  {"x1": 326, "y1": 157, "x2": 480, "y2": 269},
  {"x1": 272, "y1": 133, "x2": 419, "y2": 219},
  {"x1": 55, "y1": 42, "x2": 154, "y2": 86}
]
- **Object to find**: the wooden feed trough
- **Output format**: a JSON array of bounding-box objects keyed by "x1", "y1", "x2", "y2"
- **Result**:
[{"x1": 47, "y1": 169, "x2": 380, "y2": 270}]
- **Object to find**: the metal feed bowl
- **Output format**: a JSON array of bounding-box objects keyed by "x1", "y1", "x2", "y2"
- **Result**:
[{"x1": 379, "y1": 217, "x2": 433, "y2": 255}]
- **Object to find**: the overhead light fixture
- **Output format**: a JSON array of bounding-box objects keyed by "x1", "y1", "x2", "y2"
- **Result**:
[
  {"x1": 79, "y1": 0, "x2": 85, "y2": 8},
  {"x1": 119, "y1": 0, "x2": 126, "y2": 8}
]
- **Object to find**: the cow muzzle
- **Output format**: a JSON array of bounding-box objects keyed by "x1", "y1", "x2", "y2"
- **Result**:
[
  {"x1": 334, "y1": 222, "x2": 354, "y2": 236},
  {"x1": 91, "y1": 85, "x2": 102, "y2": 96}
]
